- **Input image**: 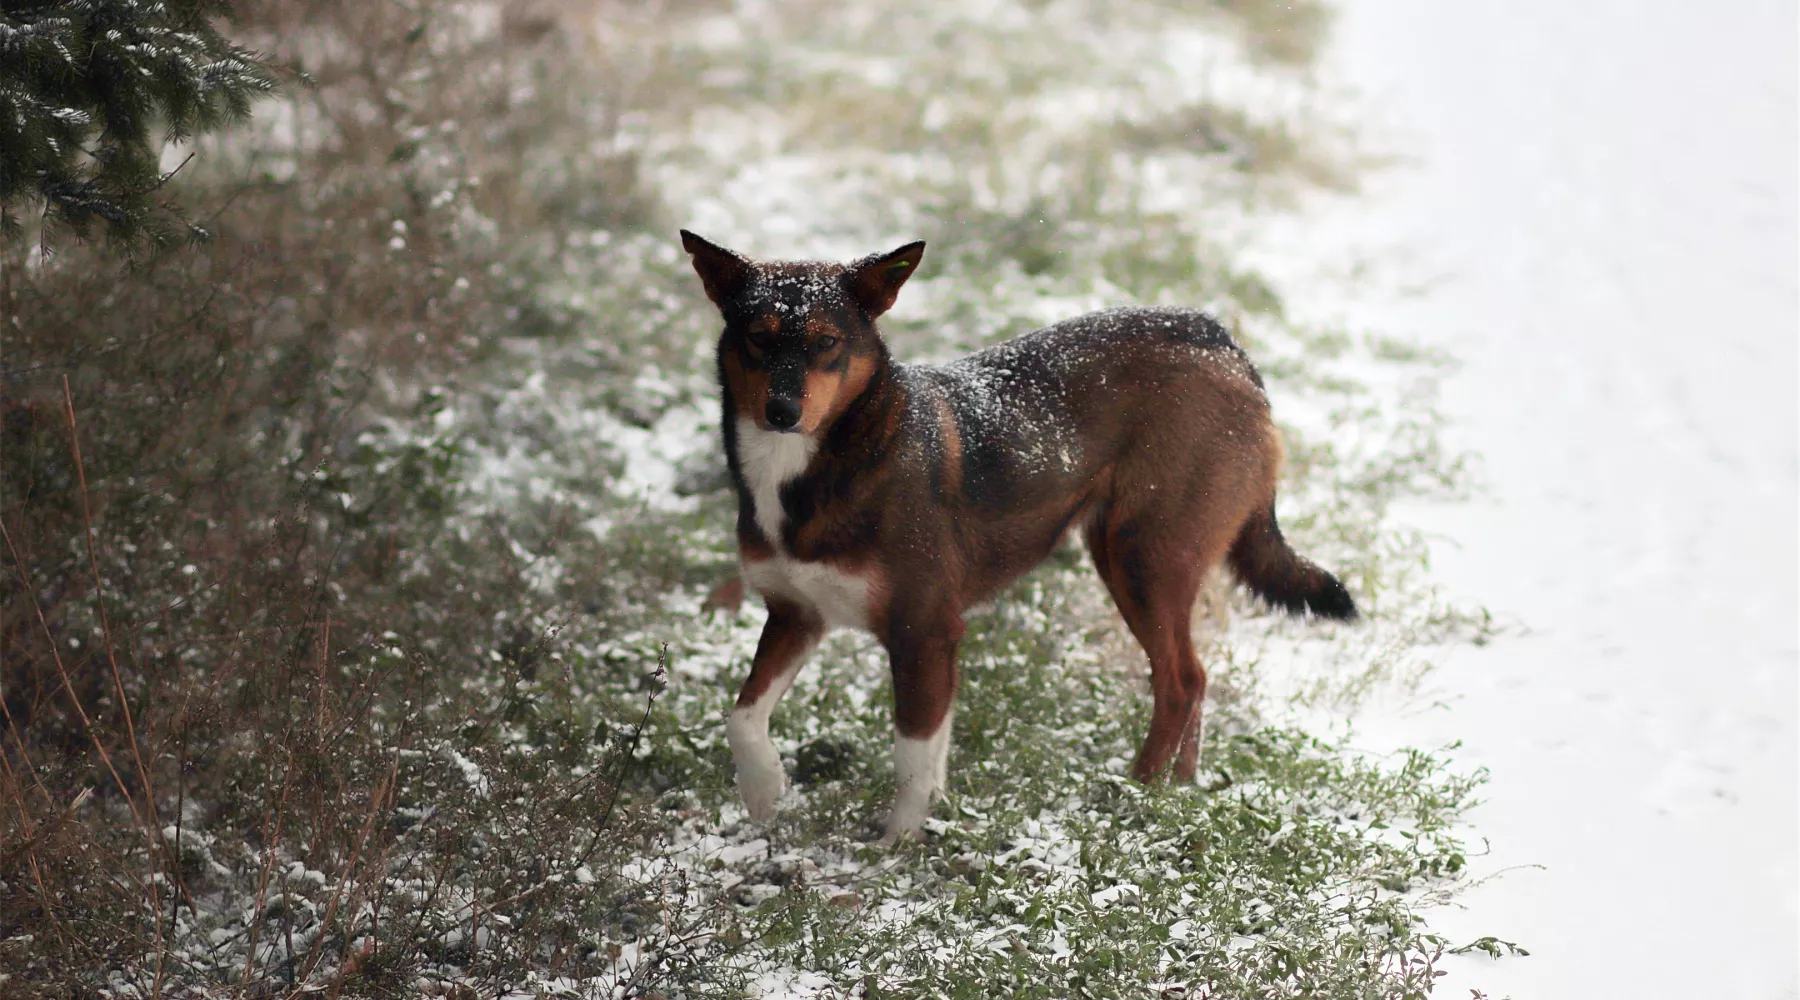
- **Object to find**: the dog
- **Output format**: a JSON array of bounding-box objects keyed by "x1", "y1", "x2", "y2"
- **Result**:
[{"x1": 680, "y1": 231, "x2": 1356, "y2": 838}]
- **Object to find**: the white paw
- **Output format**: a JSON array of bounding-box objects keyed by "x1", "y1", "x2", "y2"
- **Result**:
[
  {"x1": 883, "y1": 781, "x2": 936, "y2": 840},
  {"x1": 738, "y1": 755, "x2": 787, "y2": 822},
  {"x1": 886, "y1": 716, "x2": 952, "y2": 841},
  {"x1": 728, "y1": 709, "x2": 786, "y2": 823}
]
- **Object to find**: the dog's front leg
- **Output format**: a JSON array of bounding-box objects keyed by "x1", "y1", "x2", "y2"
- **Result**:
[
  {"x1": 727, "y1": 599, "x2": 824, "y2": 822},
  {"x1": 883, "y1": 611, "x2": 964, "y2": 839}
]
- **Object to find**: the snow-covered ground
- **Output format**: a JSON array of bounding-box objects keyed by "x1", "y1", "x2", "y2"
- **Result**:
[{"x1": 1263, "y1": 2, "x2": 1797, "y2": 997}]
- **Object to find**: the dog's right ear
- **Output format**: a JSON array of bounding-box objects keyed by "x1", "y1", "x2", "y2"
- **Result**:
[
  {"x1": 680, "y1": 230, "x2": 751, "y2": 308},
  {"x1": 846, "y1": 240, "x2": 926, "y2": 319}
]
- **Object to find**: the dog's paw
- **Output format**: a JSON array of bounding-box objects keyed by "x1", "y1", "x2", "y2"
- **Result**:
[
  {"x1": 701, "y1": 576, "x2": 746, "y2": 614},
  {"x1": 738, "y1": 759, "x2": 787, "y2": 823},
  {"x1": 881, "y1": 783, "x2": 937, "y2": 842}
]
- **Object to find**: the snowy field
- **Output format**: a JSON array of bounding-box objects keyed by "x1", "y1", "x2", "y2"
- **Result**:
[
  {"x1": 11, "y1": 3, "x2": 1792, "y2": 995},
  {"x1": 1260, "y1": 2, "x2": 1799, "y2": 997}
]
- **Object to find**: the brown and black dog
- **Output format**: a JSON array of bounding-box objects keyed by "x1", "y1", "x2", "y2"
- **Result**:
[{"x1": 681, "y1": 231, "x2": 1356, "y2": 837}]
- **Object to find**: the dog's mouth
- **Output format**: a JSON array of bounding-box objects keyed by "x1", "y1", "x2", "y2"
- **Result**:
[{"x1": 745, "y1": 414, "x2": 808, "y2": 435}]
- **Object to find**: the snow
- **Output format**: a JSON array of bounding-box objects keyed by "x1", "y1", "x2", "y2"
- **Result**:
[
  {"x1": 139, "y1": 4, "x2": 1782, "y2": 995},
  {"x1": 444, "y1": 745, "x2": 491, "y2": 798},
  {"x1": 1257, "y1": 2, "x2": 1798, "y2": 997}
]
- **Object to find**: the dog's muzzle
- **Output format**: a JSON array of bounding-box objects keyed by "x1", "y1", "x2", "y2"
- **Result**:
[{"x1": 765, "y1": 396, "x2": 802, "y2": 431}]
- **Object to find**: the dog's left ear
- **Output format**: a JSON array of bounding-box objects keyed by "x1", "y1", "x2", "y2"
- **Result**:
[
  {"x1": 681, "y1": 230, "x2": 752, "y2": 308},
  {"x1": 846, "y1": 241, "x2": 925, "y2": 319}
]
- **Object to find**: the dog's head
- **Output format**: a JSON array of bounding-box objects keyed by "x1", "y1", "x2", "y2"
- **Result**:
[{"x1": 681, "y1": 231, "x2": 923, "y2": 435}]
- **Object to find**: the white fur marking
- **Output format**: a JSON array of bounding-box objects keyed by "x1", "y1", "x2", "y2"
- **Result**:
[
  {"x1": 727, "y1": 707, "x2": 786, "y2": 822},
  {"x1": 743, "y1": 557, "x2": 872, "y2": 630},
  {"x1": 725, "y1": 644, "x2": 815, "y2": 823},
  {"x1": 735, "y1": 416, "x2": 816, "y2": 549},
  {"x1": 886, "y1": 708, "x2": 954, "y2": 837},
  {"x1": 735, "y1": 416, "x2": 874, "y2": 630}
]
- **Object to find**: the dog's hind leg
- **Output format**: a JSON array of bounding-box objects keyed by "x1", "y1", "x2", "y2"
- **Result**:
[
  {"x1": 1086, "y1": 508, "x2": 1230, "y2": 784},
  {"x1": 727, "y1": 598, "x2": 824, "y2": 822}
]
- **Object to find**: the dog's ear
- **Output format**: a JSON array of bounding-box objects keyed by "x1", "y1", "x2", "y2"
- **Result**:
[
  {"x1": 846, "y1": 241, "x2": 925, "y2": 319},
  {"x1": 680, "y1": 230, "x2": 752, "y2": 308}
]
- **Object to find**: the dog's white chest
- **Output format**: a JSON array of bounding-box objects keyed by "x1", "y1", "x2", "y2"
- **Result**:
[
  {"x1": 734, "y1": 417, "x2": 815, "y2": 548},
  {"x1": 734, "y1": 417, "x2": 872, "y2": 629}
]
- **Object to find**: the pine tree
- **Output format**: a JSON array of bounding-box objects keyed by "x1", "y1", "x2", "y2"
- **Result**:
[{"x1": 0, "y1": 1, "x2": 275, "y2": 248}]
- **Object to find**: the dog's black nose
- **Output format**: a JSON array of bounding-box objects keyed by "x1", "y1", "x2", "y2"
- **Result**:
[{"x1": 765, "y1": 397, "x2": 802, "y2": 431}]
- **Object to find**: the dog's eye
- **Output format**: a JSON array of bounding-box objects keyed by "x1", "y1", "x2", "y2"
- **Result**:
[
  {"x1": 746, "y1": 330, "x2": 775, "y2": 352},
  {"x1": 815, "y1": 336, "x2": 839, "y2": 351}
]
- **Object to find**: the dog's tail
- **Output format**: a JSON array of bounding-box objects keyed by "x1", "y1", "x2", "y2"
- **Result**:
[{"x1": 1227, "y1": 502, "x2": 1358, "y2": 621}]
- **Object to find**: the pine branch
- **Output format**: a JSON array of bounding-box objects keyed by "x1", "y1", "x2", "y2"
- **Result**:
[{"x1": 0, "y1": 1, "x2": 276, "y2": 251}]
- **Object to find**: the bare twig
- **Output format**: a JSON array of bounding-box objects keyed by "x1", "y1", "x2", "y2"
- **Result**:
[
  {"x1": 237, "y1": 743, "x2": 299, "y2": 992},
  {"x1": 0, "y1": 514, "x2": 164, "y2": 972},
  {"x1": 293, "y1": 756, "x2": 398, "y2": 990},
  {"x1": 62, "y1": 375, "x2": 175, "y2": 997}
]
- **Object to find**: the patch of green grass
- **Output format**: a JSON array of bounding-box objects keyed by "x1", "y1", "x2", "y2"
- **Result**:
[{"x1": 555, "y1": 539, "x2": 1484, "y2": 997}]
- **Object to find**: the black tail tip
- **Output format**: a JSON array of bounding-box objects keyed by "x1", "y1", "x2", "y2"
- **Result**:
[{"x1": 1304, "y1": 574, "x2": 1359, "y2": 622}]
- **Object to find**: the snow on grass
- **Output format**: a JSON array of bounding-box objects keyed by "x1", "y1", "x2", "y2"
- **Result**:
[{"x1": 15, "y1": 2, "x2": 1511, "y2": 997}]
